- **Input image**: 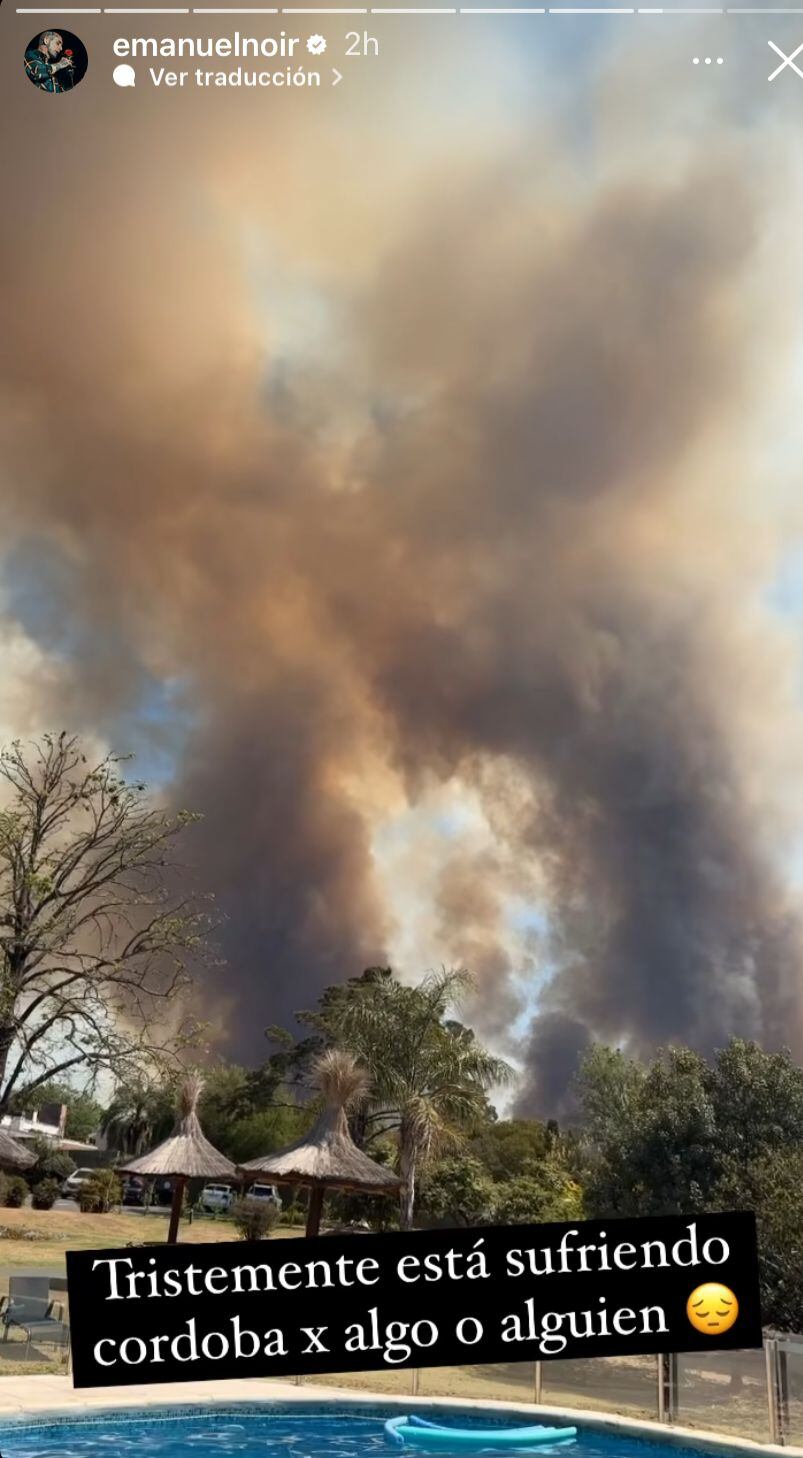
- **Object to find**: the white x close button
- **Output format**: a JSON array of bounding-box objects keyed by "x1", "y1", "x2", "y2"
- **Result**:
[{"x1": 768, "y1": 39, "x2": 803, "y2": 80}]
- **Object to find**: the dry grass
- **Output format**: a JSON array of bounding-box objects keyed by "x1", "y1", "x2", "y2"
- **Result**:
[
  {"x1": 0, "y1": 1213, "x2": 772, "y2": 1445},
  {"x1": 0, "y1": 1206, "x2": 301, "y2": 1268},
  {"x1": 0, "y1": 1349, "x2": 58, "y2": 1375},
  {"x1": 0, "y1": 1208, "x2": 304, "y2": 1376}
]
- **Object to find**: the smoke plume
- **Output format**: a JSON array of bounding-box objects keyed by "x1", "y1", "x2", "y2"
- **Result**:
[{"x1": 1, "y1": 18, "x2": 803, "y2": 1114}]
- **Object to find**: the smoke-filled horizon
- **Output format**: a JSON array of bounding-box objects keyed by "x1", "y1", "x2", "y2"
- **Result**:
[{"x1": 2, "y1": 14, "x2": 803, "y2": 1115}]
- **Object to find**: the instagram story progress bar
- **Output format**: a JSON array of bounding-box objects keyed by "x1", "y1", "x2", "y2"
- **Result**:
[{"x1": 16, "y1": 4, "x2": 803, "y2": 11}]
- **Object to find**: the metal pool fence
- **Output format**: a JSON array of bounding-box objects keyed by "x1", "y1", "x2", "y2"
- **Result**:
[
  {"x1": 0, "y1": 1272, "x2": 800, "y2": 1444},
  {"x1": 302, "y1": 1338, "x2": 803, "y2": 1445}
]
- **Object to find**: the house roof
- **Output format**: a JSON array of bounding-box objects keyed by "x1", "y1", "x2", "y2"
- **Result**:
[{"x1": 0, "y1": 1129, "x2": 36, "y2": 1171}]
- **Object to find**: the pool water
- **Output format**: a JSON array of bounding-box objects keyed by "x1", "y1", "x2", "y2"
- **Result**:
[{"x1": 0, "y1": 1408, "x2": 731, "y2": 1458}]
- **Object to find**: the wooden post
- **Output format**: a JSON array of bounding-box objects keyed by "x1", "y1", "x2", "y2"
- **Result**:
[
  {"x1": 306, "y1": 1185, "x2": 325, "y2": 1238},
  {"x1": 167, "y1": 1176, "x2": 186, "y2": 1244}
]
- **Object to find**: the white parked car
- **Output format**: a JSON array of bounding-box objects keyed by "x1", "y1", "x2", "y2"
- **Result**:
[
  {"x1": 200, "y1": 1183, "x2": 236, "y2": 1213},
  {"x1": 246, "y1": 1183, "x2": 281, "y2": 1208},
  {"x1": 61, "y1": 1167, "x2": 97, "y2": 1198}
]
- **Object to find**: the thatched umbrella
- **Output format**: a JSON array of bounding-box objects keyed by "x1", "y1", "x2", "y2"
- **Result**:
[
  {"x1": 118, "y1": 1074, "x2": 235, "y2": 1244},
  {"x1": 239, "y1": 1049, "x2": 403, "y2": 1237},
  {"x1": 0, "y1": 1130, "x2": 36, "y2": 1172}
]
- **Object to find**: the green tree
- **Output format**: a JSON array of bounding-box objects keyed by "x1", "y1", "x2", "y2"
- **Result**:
[
  {"x1": 576, "y1": 1037, "x2": 803, "y2": 1328},
  {"x1": 301, "y1": 967, "x2": 513, "y2": 1228},
  {"x1": 419, "y1": 1155, "x2": 496, "y2": 1226},
  {"x1": 101, "y1": 1078, "x2": 175, "y2": 1156},
  {"x1": 20, "y1": 1080, "x2": 103, "y2": 1143},
  {"x1": 231, "y1": 1037, "x2": 314, "y2": 1116},
  {"x1": 259, "y1": 969, "x2": 393, "y2": 1135},
  {"x1": 578, "y1": 1038, "x2": 803, "y2": 1220},
  {"x1": 198, "y1": 1063, "x2": 250, "y2": 1129},
  {"x1": 193, "y1": 1061, "x2": 306, "y2": 1162},
  {"x1": 470, "y1": 1119, "x2": 551, "y2": 1181},
  {"x1": 0, "y1": 733, "x2": 214, "y2": 1112},
  {"x1": 492, "y1": 1160, "x2": 583, "y2": 1224},
  {"x1": 576, "y1": 1045, "x2": 645, "y2": 1149},
  {"x1": 577, "y1": 1044, "x2": 717, "y2": 1216},
  {"x1": 709, "y1": 1040, "x2": 803, "y2": 1168},
  {"x1": 712, "y1": 1145, "x2": 803, "y2": 1330},
  {"x1": 218, "y1": 1107, "x2": 307, "y2": 1164}
]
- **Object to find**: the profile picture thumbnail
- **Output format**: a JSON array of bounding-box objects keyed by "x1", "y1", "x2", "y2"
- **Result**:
[{"x1": 24, "y1": 29, "x2": 88, "y2": 92}]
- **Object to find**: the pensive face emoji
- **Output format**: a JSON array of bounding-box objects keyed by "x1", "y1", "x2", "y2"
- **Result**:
[{"x1": 686, "y1": 1283, "x2": 739, "y2": 1336}]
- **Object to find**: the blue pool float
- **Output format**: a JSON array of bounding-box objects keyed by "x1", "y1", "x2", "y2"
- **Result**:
[{"x1": 384, "y1": 1415, "x2": 578, "y2": 1449}]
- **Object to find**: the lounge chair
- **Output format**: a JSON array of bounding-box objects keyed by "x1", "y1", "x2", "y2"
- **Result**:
[{"x1": 1, "y1": 1276, "x2": 70, "y2": 1359}]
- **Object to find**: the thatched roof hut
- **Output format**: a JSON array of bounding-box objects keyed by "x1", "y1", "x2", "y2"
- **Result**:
[
  {"x1": 118, "y1": 1074, "x2": 235, "y2": 1243},
  {"x1": 239, "y1": 1049, "x2": 402, "y2": 1236},
  {"x1": 0, "y1": 1129, "x2": 36, "y2": 1172}
]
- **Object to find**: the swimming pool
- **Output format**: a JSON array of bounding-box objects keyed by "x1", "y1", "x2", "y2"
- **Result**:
[{"x1": 0, "y1": 1405, "x2": 757, "y2": 1458}]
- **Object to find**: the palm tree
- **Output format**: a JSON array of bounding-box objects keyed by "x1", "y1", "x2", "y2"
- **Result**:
[
  {"x1": 101, "y1": 1079, "x2": 174, "y2": 1157},
  {"x1": 323, "y1": 968, "x2": 513, "y2": 1228}
]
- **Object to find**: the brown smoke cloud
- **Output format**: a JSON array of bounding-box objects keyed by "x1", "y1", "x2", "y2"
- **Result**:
[{"x1": 1, "y1": 19, "x2": 803, "y2": 1114}]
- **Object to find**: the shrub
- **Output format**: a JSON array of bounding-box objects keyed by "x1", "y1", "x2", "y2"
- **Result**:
[
  {"x1": 3, "y1": 1176, "x2": 29, "y2": 1208},
  {"x1": 491, "y1": 1161, "x2": 583, "y2": 1226},
  {"x1": 79, "y1": 1168, "x2": 121, "y2": 1213},
  {"x1": 232, "y1": 1197, "x2": 280, "y2": 1241},
  {"x1": 418, "y1": 1156, "x2": 495, "y2": 1227},
  {"x1": 31, "y1": 1177, "x2": 60, "y2": 1210}
]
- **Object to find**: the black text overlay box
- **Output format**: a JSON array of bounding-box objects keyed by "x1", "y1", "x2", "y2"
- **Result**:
[{"x1": 66, "y1": 1211, "x2": 762, "y2": 1388}]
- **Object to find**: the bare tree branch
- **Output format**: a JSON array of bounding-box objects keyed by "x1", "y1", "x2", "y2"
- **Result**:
[{"x1": 0, "y1": 732, "x2": 218, "y2": 1111}]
